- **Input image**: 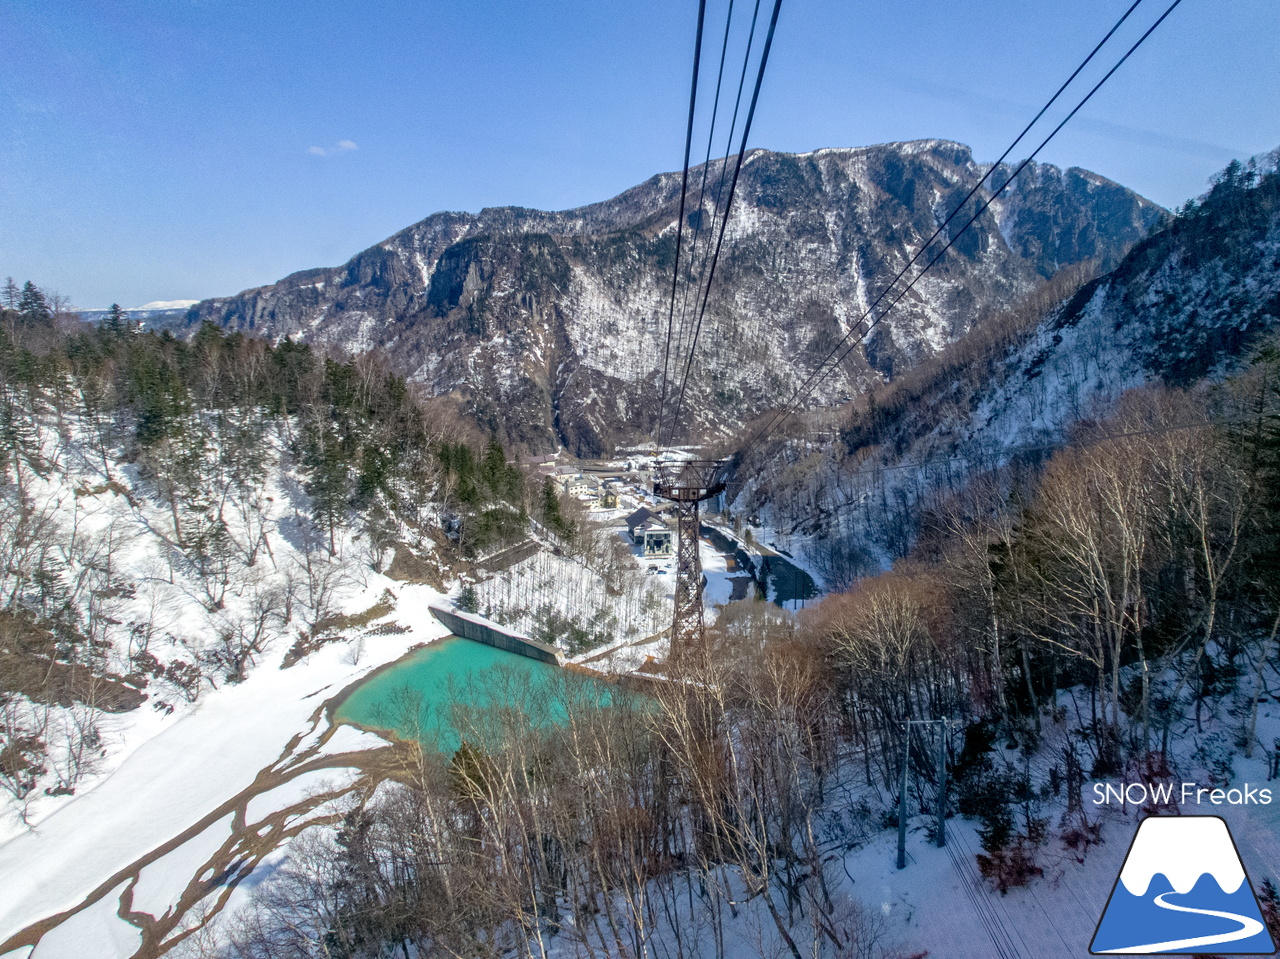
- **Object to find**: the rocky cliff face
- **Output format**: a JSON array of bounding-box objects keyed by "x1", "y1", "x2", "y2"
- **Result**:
[{"x1": 189, "y1": 140, "x2": 1163, "y2": 454}]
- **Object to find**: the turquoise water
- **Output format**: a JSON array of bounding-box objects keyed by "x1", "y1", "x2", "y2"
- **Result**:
[{"x1": 333, "y1": 637, "x2": 602, "y2": 754}]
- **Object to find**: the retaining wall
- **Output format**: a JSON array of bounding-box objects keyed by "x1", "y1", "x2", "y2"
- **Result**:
[{"x1": 429, "y1": 605, "x2": 565, "y2": 666}]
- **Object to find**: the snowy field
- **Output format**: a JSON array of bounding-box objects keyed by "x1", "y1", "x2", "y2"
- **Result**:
[
  {"x1": 7, "y1": 418, "x2": 1280, "y2": 958},
  {"x1": 11, "y1": 563, "x2": 1280, "y2": 956},
  {"x1": 0, "y1": 411, "x2": 456, "y2": 956},
  {"x1": 0, "y1": 576, "x2": 448, "y2": 957}
]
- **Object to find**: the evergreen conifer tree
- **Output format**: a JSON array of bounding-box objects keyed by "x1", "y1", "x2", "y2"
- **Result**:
[
  {"x1": 131, "y1": 348, "x2": 187, "y2": 447},
  {"x1": 0, "y1": 388, "x2": 40, "y2": 492},
  {"x1": 541, "y1": 476, "x2": 573, "y2": 538},
  {"x1": 305, "y1": 430, "x2": 351, "y2": 555},
  {"x1": 101, "y1": 303, "x2": 128, "y2": 334},
  {"x1": 17, "y1": 281, "x2": 50, "y2": 325},
  {"x1": 482, "y1": 436, "x2": 515, "y2": 499}
]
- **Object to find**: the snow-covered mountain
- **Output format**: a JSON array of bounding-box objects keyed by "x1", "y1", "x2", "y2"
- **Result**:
[
  {"x1": 187, "y1": 141, "x2": 1163, "y2": 454},
  {"x1": 76, "y1": 304, "x2": 191, "y2": 331},
  {"x1": 137, "y1": 299, "x2": 198, "y2": 311},
  {"x1": 740, "y1": 153, "x2": 1280, "y2": 581}
]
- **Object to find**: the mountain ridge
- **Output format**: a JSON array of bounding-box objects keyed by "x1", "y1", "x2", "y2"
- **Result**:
[
  {"x1": 735, "y1": 150, "x2": 1280, "y2": 583},
  {"x1": 187, "y1": 140, "x2": 1164, "y2": 454}
]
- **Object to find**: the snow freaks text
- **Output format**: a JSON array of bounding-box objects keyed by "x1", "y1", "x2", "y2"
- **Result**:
[{"x1": 1092, "y1": 782, "x2": 1273, "y2": 806}]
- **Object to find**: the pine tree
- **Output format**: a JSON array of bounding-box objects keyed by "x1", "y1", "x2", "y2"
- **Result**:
[
  {"x1": 16, "y1": 281, "x2": 50, "y2": 325},
  {"x1": 977, "y1": 800, "x2": 1013, "y2": 853},
  {"x1": 482, "y1": 436, "x2": 516, "y2": 500},
  {"x1": 131, "y1": 348, "x2": 187, "y2": 447},
  {"x1": 101, "y1": 303, "x2": 128, "y2": 334},
  {"x1": 541, "y1": 476, "x2": 573, "y2": 538},
  {"x1": 305, "y1": 428, "x2": 352, "y2": 556},
  {"x1": 0, "y1": 387, "x2": 40, "y2": 492},
  {"x1": 355, "y1": 444, "x2": 391, "y2": 502},
  {"x1": 1, "y1": 277, "x2": 18, "y2": 310}
]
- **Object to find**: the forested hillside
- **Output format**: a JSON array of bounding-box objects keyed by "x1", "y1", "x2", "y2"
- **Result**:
[
  {"x1": 209, "y1": 340, "x2": 1280, "y2": 959},
  {"x1": 0, "y1": 286, "x2": 546, "y2": 816},
  {"x1": 4, "y1": 150, "x2": 1279, "y2": 959},
  {"x1": 737, "y1": 149, "x2": 1280, "y2": 583}
]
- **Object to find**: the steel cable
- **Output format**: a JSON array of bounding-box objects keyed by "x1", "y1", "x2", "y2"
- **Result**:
[{"x1": 736, "y1": 0, "x2": 1183, "y2": 466}]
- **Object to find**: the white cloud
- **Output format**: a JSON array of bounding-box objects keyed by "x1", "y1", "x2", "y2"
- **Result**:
[{"x1": 307, "y1": 140, "x2": 358, "y2": 157}]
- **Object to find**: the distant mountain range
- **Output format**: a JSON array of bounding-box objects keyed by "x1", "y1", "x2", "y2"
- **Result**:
[
  {"x1": 137, "y1": 299, "x2": 199, "y2": 311},
  {"x1": 78, "y1": 303, "x2": 194, "y2": 330},
  {"x1": 185, "y1": 140, "x2": 1164, "y2": 455}
]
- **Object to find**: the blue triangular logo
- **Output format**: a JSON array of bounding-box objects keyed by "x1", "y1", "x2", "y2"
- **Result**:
[{"x1": 1091, "y1": 815, "x2": 1277, "y2": 954}]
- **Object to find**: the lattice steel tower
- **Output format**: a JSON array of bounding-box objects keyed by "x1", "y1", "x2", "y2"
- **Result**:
[{"x1": 654, "y1": 460, "x2": 725, "y2": 661}]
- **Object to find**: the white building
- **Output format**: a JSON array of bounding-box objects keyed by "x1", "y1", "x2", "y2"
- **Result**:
[{"x1": 626, "y1": 507, "x2": 673, "y2": 557}]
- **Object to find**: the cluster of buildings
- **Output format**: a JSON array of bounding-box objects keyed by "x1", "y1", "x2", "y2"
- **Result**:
[
  {"x1": 522, "y1": 454, "x2": 675, "y2": 559},
  {"x1": 526, "y1": 458, "x2": 637, "y2": 511}
]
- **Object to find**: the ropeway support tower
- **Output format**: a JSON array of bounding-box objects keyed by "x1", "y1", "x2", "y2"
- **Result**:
[{"x1": 654, "y1": 459, "x2": 725, "y2": 661}]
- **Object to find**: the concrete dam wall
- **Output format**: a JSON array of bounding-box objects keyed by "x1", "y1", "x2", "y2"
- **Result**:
[{"x1": 428, "y1": 606, "x2": 565, "y2": 666}]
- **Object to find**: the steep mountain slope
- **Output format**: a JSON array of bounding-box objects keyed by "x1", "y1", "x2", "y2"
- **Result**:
[
  {"x1": 189, "y1": 141, "x2": 1162, "y2": 454},
  {"x1": 741, "y1": 153, "x2": 1280, "y2": 582}
]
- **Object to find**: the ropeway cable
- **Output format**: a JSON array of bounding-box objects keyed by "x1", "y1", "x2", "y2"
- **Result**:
[
  {"x1": 655, "y1": 0, "x2": 709, "y2": 452},
  {"x1": 666, "y1": 0, "x2": 765, "y2": 452},
  {"x1": 666, "y1": 0, "x2": 785, "y2": 448},
  {"x1": 734, "y1": 0, "x2": 1183, "y2": 466}
]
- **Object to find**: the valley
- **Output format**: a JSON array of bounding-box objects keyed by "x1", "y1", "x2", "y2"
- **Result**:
[{"x1": 0, "y1": 142, "x2": 1278, "y2": 959}]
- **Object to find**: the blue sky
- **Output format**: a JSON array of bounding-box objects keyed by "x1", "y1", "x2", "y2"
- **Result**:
[{"x1": 2, "y1": 0, "x2": 1277, "y2": 309}]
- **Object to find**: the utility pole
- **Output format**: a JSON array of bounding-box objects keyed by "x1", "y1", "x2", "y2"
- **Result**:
[
  {"x1": 897, "y1": 724, "x2": 910, "y2": 869},
  {"x1": 936, "y1": 722, "x2": 948, "y2": 849},
  {"x1": 899, "y1": 718, "x2": 952, "y2": 866},
  {"x1": 654, "y1": 460, "x2": 725, "y2": 663}
]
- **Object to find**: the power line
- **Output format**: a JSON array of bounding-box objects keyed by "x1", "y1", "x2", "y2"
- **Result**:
[
  {"x1": 736, "y1": 0, "x2": 1182, "y2": 464},
  {"x1": 945, "y1": 839, "x2": 1019, "y2": 959},
  {"x1": 669, "y1": 0, "x2": 765, "y2": 438},
  {"x1": 661, "y1": 0, "x2": 773, "y2": 450},
  {"x1": 667, "y1": 0, "x2": 747, "y2": 445},
  {"x1": 743, "y1": 0, "x2": 1183, "y2": 459},
  {"x1": 666, "y1": 0, "x2": 785, "y2": 447},
  {"x1": 655, "y1": 0, "x2": 709, "y2": 452},
  {"x1": 741, "y1": 0, "x2": 1179, "y2": 459}
]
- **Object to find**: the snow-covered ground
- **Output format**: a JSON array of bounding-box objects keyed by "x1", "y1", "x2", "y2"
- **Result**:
[
  {"x1": 502, "y1": 685, "x2": 1280, "y2": 959},
  {"x1": 0, "y1": 409, "x2": 457, "y2": 956},
  {"x1": 473, "y1": 537, "x2": 669, "y2": 654},
  {"x1": 12, "y1": 418, "x2": 1280, "y2": 957},
  {"x1": 14, "y1": 532, "x2": 1280, "y2": 958},
  {"x1": 0, "y1": 577, "x2": 448, "y2": 956}
]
